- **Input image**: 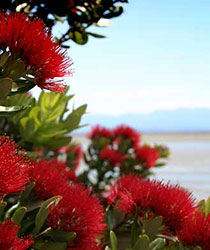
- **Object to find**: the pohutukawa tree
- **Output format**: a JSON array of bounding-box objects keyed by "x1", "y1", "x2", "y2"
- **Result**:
[
  {"x1": 0, "y1": 3, "x2": 209, "y2": 250},
  {"x1": 1, "y1": 0, "x2": 128, "y2": 47}
]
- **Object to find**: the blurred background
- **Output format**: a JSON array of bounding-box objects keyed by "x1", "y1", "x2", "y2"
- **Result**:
[{"x1": 33, "y1": 0, "x2": 210, "y2": 199}]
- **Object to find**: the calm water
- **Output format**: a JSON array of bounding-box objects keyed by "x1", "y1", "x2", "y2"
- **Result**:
[{"x1": 152, "y1": 141, "x2": 210, "y2": 200}]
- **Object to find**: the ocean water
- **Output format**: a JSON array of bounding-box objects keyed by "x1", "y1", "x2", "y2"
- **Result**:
[{"x1": 152, "y1": 141, "x2": 210, "y2": 200}]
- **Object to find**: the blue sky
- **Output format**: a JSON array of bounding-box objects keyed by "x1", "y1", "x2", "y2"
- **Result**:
[{"x1": 35, "y1": 0, "x2": 210, "y2": 114}]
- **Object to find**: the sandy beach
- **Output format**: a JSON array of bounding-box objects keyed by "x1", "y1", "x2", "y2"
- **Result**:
[{"x1": 73, "y1": 132, "x2": 210, "y2": 200}]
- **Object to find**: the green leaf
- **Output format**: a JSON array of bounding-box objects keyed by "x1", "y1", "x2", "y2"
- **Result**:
[
  {"x1": 133, "y1": 234, "x2": 150, "y2": 250},
  {"x1": 5, "y1": 59, "x2": 26, "y2": 81},
  {"x1": 20, "y1": 182, "x2": 35, "y2": 205},
  {"x1": 205, "y1": 196, "x2": 210, "y2": 215},
  {"x1": 4, "y1": 93, "x2": 35, "y2": 123},
  {"x1": 0, "y1": 105, "x2": 30, "y2": 116},
  {"x1": 0, "y1": 52, "x2": 9, "y2": 67},
  {"x1": 143, "y1": 216, "x2": 163, "y2": 240},
  {"x1": 38, "y1": 92, "x2": 69, "y2": 122},
  {"x1": 197, "y1": 199, "x2": 205, "y2": 212},
  {"x1": 155, "y1": 162, "x2": 165, "y2": 167},
  {"x1": 103, "y1": 6, "x2": 124, "y2": 18},
  {"x1": 106, "y1": 207, "x2": 116, "y2": 230},
  {"x1": 43, "y1": 229, "x2": 76, "y2": 242},
  {"x1": 87, "y1": 32, "x2": 106, "y2": 38},
  {"x1": 0, "y1": 201, "x2": 7, "y2": 220},
  {"x1": 63, "y1": 104, "x2": 87, "y2": 132},
  {"x1": 131, "y1": 217, "x2": 139, "y2": 247},
  {"x1": 12, "y1": 207, "x2": 27, "y2": 225},
  {"x1": 20, "y1": 117, "x2": 36, "y2": 138},
  {"x1": 0, "y1": 78, "x2": 13, "y2": 101},
  {"x1": 41, "y1": 136, "x2": 72, "y2": 150},
  {"x1": 54, "y1": 14, "x2": 64, "y2": 23},
  {"x1": 110, "y1": 230, "x2": 118, "y2": 250},
  {"x1": 149, "y1": 238, "x2": 166, "y2": 250},
  {"x1": 70, "y1": 30, "x2": 88, "y2": 45},
  {"x1": 33, "y1": 241, "x2": 67, "y2": 250},
  {"x1": 9, "y1": 81, "x2": 35, "y2": 95},
  {"x1": 35, "y1": 196, "x2": 62, "y2": 234}
]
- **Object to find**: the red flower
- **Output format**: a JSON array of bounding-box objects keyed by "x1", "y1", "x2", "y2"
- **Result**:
[
  {"x1": 113, "y1": 125, "x2": 140, "y2": 147},
  {"x1": 30, "y1": 158, "x2": 70, "y2": 200},
  {"x1": 88, "y1": 125, "x2": 112, "y2": 139},
  {"x1": 136, "y1": 145, "x2": 160, "y2": 168},
  {"x1": 48, "y1": 183, "x2": 106, "y2": 250},
  {"x1": 106, "y1": 174, "x2": 142, "y2": 203},
  {"x1": 177, "y1": 211, "x2": 210, "y2": 250},
  {"x1": 47, "y1": 157, "x2": 79, "y2": 181},
  {"x1": 0, "y1": 135, "x2": 30, "y2": 198},
  {"x1": 0, "y1": 220, "x2": 33, "y2": 250},
  {"x1": 100, "y1": 147, "x2": 123, "y2": 166},
  {"x1": 0, "y1": 12, "x2": 71, "y2": 93},
  {"x1": 108, "y1": 175, "x2": 196, "y2": 231}
]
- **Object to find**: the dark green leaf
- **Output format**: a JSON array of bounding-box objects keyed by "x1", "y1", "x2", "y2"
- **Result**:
[
  {"x1": 131, "y1": 217, "x2": 139, "y2": 247},
  {"x1": 20, "y1": 182, "x2": 35, "y2": 205},
  {"x1": 12, "y1": 207, "x2": 27, "y2": 225},
  {"x1": 143, "y1": 216, "x2": 163, "y2": 240},
  {"x1": 70, "y1": 31, "x2": 88, "y2": 45},
  {"x1": 33, "y1": 241, "x2": 67, "y2": 250},
  {"x1": 0, "y1": 52, "x2": 9, "y2": 67},
  {"x1": 133, "y1": 234, "x2": 150, "y2": 250},
  {"x1": 43, "y1": 229, "x2": 76, "y2": 243},
  {"x1": 63, "y1": 104, "x2": 87, "y2": 132},
  {"x1": 106, "y1": 207, "x2": 116, "y2": 230},
  {"x1": 87, "y1": 32, "x2": 106, "y2": 38},
  {"x1": 35, "y1": 196, "x2": 62, "y2": 234},
  {"x1": 0, "y1": 78, "x2": 13, "y2": 101},
  {"x1": 9, "y1": 81, "x2": 35, "y2": 95},
  {"x1": 103, "y1": 6, "x2": 124, "y2": 18},
  {"x1": 0, "y1": 202, "x2": 7, "y2": 220},
  {"x1": 5, "y1": 59, "x2": 26, "y2": 81}
]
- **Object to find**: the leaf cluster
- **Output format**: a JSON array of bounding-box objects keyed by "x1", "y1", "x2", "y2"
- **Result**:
[
  {"x1": 0, "y1": 91, "x2": 87, "y2": 151},
  {"x1": 2, "y1": 0, "x2": 128, "y2": 47},
  {"x1": 1, "y1": 183, "x2": 76, "y2": 250}
]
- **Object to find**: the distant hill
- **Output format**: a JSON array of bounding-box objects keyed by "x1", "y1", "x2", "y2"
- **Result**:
[{"x1": 76, "y1": 108, "x2": 210, "y2": 133}]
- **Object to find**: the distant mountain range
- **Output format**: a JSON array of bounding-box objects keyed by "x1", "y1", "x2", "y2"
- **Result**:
[{"x1": 77, "y1": 108, "x2": 210, "y2": 133}]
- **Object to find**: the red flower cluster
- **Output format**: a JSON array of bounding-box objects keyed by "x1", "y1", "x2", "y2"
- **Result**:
[
  {"x1": 87, "y1": 125, "x2": 112, "y2": 139},
  {"x1": 30, "y1": 158, "x2": 105, "y2": 250},
  {"x1": 48, "y1": 183, "x2": 106, "y2": 250},
  {"x1": 0, "y1": 135, "x2": 30, "y2": 198},
  {"x1": 136, "y1": 145, "x2": 160, "y2": 169},
  {"x1": 100, "y1": 147, "x2": 123, "y2": 166},
  {"x1": 88, "y1": 125, "x2": 162, "y2": 176},
  {"x1": 177, "y1": 211, "x2": 210, "y2": 250},
  {"x1": 30, "y1": 158, "x2": 70, "y2": 200},
  {"x1": 0, "y1": 220, "x2": 33, "y2": 250},
  {"x1": 108, "y1": 174, "x2": 196, "y2": 231},
  {"x1": 0, "y1": 12, "x2": 71, "y2": 93},
  {"x1": 113, "y1": 125, "x2": 141, "y2": 147}
]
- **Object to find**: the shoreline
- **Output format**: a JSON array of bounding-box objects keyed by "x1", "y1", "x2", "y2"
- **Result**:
[{"x1": 73, "y1": 132, "x2": 210, "y2": 143}]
